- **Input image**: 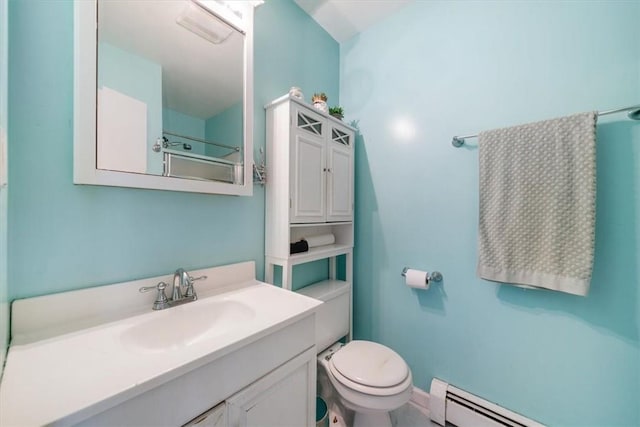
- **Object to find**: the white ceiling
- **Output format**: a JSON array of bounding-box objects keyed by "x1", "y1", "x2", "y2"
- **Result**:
[
  {"x1": 99, "y1": 0, "x2": 243, "y2": 120},
  {"x1": 294, "y1": 0, "x2": 413, "y2": 43}
]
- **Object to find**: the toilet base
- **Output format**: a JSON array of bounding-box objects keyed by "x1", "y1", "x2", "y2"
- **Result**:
[{"x1": 353, "y1": 410, "x2": 392, "y2": 427}]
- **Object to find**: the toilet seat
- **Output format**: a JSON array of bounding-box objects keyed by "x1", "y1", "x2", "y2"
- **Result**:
[{"x1": 328, "y1": 341, "x2": 412, "y2": 396}]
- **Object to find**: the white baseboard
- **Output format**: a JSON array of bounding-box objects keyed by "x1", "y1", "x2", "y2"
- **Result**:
[{"x1": 409, "y1": 386, "x2": 431, "y2": 418}]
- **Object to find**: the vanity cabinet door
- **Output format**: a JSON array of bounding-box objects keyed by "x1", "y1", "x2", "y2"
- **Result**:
[
  {"x1": 183, "y1": 402, "x2": 226, "y2": 427},
  {"x1": 226, "y1": 348, "x2": 315, "y2": 427}
]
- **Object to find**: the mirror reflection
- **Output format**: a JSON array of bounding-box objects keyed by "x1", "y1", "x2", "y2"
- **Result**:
[{"x1": 97, "y1": 0, "x2": 244, "y2": 184}]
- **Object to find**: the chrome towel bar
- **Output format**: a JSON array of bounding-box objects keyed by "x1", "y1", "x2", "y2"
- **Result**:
[{"x1": 452, "y1": 104, "x2": 640, "y2": 147}]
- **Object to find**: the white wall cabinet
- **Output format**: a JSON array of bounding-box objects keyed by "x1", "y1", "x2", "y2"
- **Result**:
[
  {"x1": 289, "y1": 104, "x2": 353, "y2": 223},
  {"x1": 265, "y1": 94, "x2": 355, "y2": 337}
]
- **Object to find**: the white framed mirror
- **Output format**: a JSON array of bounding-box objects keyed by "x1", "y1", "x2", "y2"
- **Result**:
[{"x1": 74, "y1": 0, "x2": 254, "y2": 196}]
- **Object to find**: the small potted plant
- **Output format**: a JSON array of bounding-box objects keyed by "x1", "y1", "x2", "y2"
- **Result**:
[
  {"x1": 329, "y1": 106, "x2": 344, "y2": 120},
  {"x1": 311, "y1": 92, "x2": 327, "y2": 103},
  {"x1": 311, "y1": 92, "x2": 328, "y2": 113}
]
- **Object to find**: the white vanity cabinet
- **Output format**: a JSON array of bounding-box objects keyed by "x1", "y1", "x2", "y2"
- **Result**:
[{"x1": 76, "y1": 316, "x2": 316, "y2": 427}]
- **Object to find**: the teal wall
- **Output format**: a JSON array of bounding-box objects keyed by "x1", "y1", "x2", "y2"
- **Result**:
[
  {"x1": 7, "y1": 0, "x2": 338, "y2": 300},
  {"x1": 163, "y1": 108, "x2": 206, "y2": 156},
  {"x1": 205, "y1": 103, "x2": 242, "y2": 159},
  {"x1": 98, "y1": 42, "x2": 163, "y2": 175},
  {"x1": 0, "y1": 0, "x2": 8, "y2": 374},
  {"x1": 341, "y1": 1, "x2": 640, "y2": 426},
  {"x1": 253, "y1": 1, "x2": 339, "y2": 111}
]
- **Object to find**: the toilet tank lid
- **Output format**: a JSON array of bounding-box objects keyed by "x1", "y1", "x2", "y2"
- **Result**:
[
  {"x1": 297, "y1": 280, "x2": 350, "y2": 302},
  {"x1": 331, "y1": 341, "x2": 409, "y2": 388}
]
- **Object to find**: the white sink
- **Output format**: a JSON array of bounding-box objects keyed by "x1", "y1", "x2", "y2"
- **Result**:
[{"x1": 120, "y1": 299, "x2": 256, "y2": 352}]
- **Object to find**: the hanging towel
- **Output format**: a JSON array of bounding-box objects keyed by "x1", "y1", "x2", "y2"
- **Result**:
[{"x1": 477, "y1": 112, "x2": 597, "y2": 296}]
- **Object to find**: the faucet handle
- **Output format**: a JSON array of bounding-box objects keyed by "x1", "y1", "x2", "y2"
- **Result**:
[
  {"x1": 184, "y1": 275, "x2": 207, "y2": 299},
  {"x1": 139, "y1": 281, "x2": 170, "y2": 310}
]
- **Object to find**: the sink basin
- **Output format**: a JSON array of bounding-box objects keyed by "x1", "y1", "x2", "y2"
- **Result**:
[{"x1": 121, "y1": 299, "x2": 256, "y2": 352}]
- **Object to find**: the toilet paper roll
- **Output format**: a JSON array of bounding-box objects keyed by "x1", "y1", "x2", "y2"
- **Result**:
[
  {"x1": 304, "y1": 233, "x2": 335, "y2": 248},
  {"x1": 405, "y1": 269, "x2": 430, "y2": 290}
]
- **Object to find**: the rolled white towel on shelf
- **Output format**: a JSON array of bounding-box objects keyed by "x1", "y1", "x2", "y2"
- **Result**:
[{"x1": 304, "y1": 233, "x2": 335, "y2": 248}]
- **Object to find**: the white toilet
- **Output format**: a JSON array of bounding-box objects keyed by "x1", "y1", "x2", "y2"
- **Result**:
[{"x1": 298, "y1": 281, "x2": 413, "y2": 427}]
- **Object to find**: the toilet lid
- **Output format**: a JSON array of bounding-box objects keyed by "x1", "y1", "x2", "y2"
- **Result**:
[{"x1": 330, "y1": 341, "x2": 409, "y2": 388}]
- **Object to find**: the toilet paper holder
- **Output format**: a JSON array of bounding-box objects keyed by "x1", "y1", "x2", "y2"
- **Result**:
[{"x1": 401, "y1": 267, "x2": 443, "y2": 284}]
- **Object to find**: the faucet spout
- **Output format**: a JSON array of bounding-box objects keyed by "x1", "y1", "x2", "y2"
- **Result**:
[{"x1": 172, "y1": 268, "x2": 189, "y2": 301}]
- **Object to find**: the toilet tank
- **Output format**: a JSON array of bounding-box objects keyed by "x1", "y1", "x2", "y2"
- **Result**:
[{"x1": 297, "y1": 280, "x2": 350, "y2": 352}]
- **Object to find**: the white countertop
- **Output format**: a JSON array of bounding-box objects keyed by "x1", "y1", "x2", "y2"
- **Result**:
[{"x1": 0, "y1": 279, "x2": 320, "y2": 426}]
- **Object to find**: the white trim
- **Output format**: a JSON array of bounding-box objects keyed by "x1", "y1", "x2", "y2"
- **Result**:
[
  {"x1": 73, "y1": 1, "x2": 253, "y2": 196},
  {"x1": 409, "y1": 386, "x2": 430, "y2": 411},
  {"x1": 403, "y1": 386, "x2": 431, "y2": 420}
]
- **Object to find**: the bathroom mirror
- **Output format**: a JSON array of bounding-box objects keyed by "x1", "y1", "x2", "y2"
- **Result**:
[{"x1": 74, "y1": 0, "x2": 254, "y2": 195}]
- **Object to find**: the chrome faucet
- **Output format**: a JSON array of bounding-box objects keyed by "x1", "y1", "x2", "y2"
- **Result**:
[
  {"x1": 139, "y1": 268, "x2": 208, "y2": 310},
  {"x1": 172, "y1": 268, "x2": 189, "y2": 301}
]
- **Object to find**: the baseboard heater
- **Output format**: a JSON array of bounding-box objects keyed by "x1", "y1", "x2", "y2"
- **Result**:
[{"x1": 429, "y1": 378, "x2": 545, "y2": 427}]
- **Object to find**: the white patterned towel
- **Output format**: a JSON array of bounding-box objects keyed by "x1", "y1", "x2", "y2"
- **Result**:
[{"x1": 477, "y1": 112, "x2": 597, "y2": 296}]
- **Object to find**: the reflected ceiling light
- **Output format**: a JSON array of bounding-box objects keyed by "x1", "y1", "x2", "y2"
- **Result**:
[{"x1": 177, "y1": 0, "x2": 235, "y2": 44}]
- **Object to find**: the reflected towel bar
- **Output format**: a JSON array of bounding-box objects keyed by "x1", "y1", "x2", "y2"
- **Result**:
[
  {"x1": 451, "y1": 104, "x2": 640, "y2": 147},
  {"x1": 163, "y1": 130, "x2": 241, "y2": 152}
]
